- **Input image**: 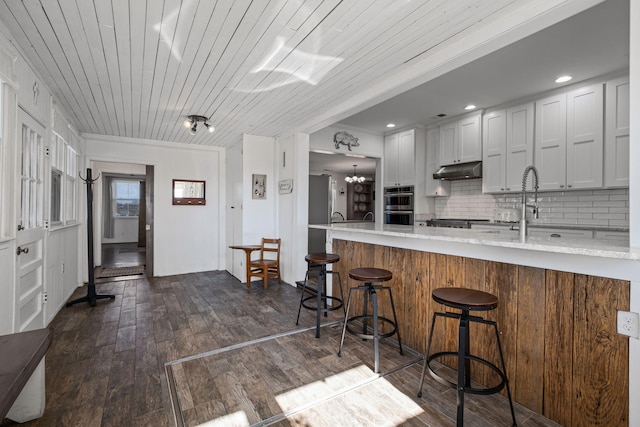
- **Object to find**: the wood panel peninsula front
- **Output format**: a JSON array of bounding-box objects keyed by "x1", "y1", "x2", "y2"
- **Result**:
[{"x1": 310, "y1": 222, "x2": 638, "y2": 427}]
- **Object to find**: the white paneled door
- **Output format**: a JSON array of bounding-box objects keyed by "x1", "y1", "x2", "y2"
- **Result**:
[{"x1": 15, "y1": 110, "x2": 45, "y2": 333}]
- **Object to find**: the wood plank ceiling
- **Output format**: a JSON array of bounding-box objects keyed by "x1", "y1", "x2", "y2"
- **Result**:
[{"x1": 0, "y1": 0, "x2": 523, "y2": 147}]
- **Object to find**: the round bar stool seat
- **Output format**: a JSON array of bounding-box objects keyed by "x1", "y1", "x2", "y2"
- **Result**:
[
  {"x1": 296, "y1": 253, "x2": 344, "y2": 338},
  {"x1": 418, "y1": 287, "x2": 517, "y2": 427},
  {"x1": 348, "y1": 267, "x2": 393, "y2": 282},
  {"x1": 338, "y1": 267, "x2": 403, "y2": 373},
  {"x1": 432, "y1": 287, "x2": 498, "y2": 311}
]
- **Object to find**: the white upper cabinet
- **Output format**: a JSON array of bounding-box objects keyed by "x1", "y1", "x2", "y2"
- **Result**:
[
  {"x1": 534, "y1": 83, "x2": 604, "y2": 191},
  {"x1": 482, "y1": 103, "x2": 534, "y2": 193},
  {"x1": 439, "y1": 113, "x2": 481, "y2": 166},
  {"x1": 384, "y1": 129, "x2": 415, "y2": 187},
  {"x1": 566, "y1": 83, "x2": 603, "y2": 189},
  {"x1": 425, "y1": 126, "x2": 450, "y2": 196},
  {"x1": 505, "y1": 103, "x2": 535, "y2": 191},
  {"x1": 482, "y1": 109, "x2": 506, "y2": 193},
  {"x1": 535, "y1": 93, "x2": 567, "y2": 190},
  {"x1": 15, "y1": 57, "x2": 49, "y2": 125},
  {"x1": 604, "y1": 76, "x2": 629, "y2": 188},
  {"x1": 458, "y1": 114, "x2": 482, "y2": 163}
]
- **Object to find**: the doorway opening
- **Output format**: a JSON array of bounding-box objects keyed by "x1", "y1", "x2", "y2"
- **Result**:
[{"x1": 92, "y1": 162, "x2": 154, "y2": 279}]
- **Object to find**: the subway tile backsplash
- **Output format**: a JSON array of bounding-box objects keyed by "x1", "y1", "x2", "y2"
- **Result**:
[{"x1": 434, "y1": 179, "x2": 629, "y2": 228}]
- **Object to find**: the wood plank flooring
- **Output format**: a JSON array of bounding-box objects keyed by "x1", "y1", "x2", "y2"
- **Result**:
[{"x1": 1, "y1": 271, "x2": 562, "y2": 426}]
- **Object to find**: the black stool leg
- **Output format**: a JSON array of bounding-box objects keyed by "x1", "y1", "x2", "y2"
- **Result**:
[
  {"x1": 338, "y1": 287, "x2": 355, "y2": 357},
  {"x1": 456, "y1": 311, "x2": 469, "y2": 427},
  {"x1": 493, "y1": 322, "x2": 518, "y2": 426},
  {"x1": 386, "y1": 286, "x2": 403, "y2": 355},
  {"x1": 372, "y1": 287, "x2": 380, "y2": 373},
  {"x1": 362, "y1": 284, "x2": 370, "y2": 337},
  {"x1": 315, "y1": 268, "x2": 325, "y2": 338},
  {"x1": 418, "y1": 312, "x2": 441, "y2": 397},
  {"x1": 329, "y1": 271, "x2": 346, "y2": 318},
  {"x1": 296, "y1": 269, "x2": 310, "y2": 325}
]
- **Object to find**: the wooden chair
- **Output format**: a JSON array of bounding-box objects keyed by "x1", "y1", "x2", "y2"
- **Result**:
[{"x1": 248, "y1": 238, "x2": 281, "y2": 289}]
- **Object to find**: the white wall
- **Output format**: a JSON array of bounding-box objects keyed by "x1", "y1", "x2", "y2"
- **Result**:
[
  {"x1": 310, "y1": 123, "x2": 383, "y2": 157},
  {"x1": 242, "y1": 134, "x2": 277, "y2": 243},
  {"x1": 85, "y1": 134, "x2": 225, "y2": 277}
]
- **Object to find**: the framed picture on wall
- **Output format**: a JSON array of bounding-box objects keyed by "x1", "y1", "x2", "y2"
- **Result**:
[{"x1": 252, "y1": 174, "x2": 266, "y2": 199}]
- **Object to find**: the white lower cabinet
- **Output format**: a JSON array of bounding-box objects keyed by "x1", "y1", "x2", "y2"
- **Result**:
[
  {"x1": 528, "y1": 228, "x2": 593, "y2": 239},
  {"x1": 594, "y1": 230, "x2": 629, "y2": 244}
]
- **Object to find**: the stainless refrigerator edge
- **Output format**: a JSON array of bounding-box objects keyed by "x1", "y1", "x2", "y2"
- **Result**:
[{"x1": 308, "y1": 175, "x2": 333, "y2": 253}]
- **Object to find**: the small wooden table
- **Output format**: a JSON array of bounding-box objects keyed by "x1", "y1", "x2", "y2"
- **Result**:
[{"x1": 229, "y1": 245, "x2": 262, "y2": 286}]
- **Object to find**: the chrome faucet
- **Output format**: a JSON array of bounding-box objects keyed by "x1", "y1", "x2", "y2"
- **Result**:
[
  {"x1": 363, "y1": 211, "x2": 374, "y2": 221},
  {"x1": 520, "y1": 165, "x2": 539, "y2": 239}
]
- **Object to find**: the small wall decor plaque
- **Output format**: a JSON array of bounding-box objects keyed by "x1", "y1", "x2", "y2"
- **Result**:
[
  {"x1": 252, "y1": 174, "x2": 266, "y2": 199},
  {"x1": 278, "y1": 179, "x2": 293, "y2": 194},
  {"x1": 333, "y1": 131, "x2": 359, "y2": 151}
]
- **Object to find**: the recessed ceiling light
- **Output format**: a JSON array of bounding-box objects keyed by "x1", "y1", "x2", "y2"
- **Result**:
[
  {"x1": 464, "y1": 104, "x2": 476, "y2": 111},
  {"x1": 386, "y1": 123, "x2": 396, "y2": 128},
  {"x1": 555, "y1": 75, "x2": 572, "y2": 83}
]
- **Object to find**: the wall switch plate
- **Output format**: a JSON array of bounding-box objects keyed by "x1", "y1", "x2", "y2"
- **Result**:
[{"x1": 617, "y1": 311, "x2": 639, "y2": 339}]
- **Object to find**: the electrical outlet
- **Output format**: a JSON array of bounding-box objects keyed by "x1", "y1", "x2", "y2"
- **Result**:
[{"x1": 617, "y1": 311, "x2": 639, "y2": 339}]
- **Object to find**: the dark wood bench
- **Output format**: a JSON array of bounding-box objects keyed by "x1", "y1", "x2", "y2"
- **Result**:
[{"x1": 0, "y1": 328, "x2": 52, "y2": 421}]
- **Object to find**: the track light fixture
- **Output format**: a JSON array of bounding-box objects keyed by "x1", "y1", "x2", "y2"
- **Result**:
[{"x1": 183, "y1": 115, "x2": 215, "y2": 135}]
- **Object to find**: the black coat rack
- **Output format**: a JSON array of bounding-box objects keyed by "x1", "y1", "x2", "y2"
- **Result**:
[{"x1": 66, "y1": 168, "x2": 115, "y2": 307}]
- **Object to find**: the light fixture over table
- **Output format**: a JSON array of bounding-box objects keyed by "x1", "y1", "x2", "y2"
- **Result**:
[
  {"x1": 183, "y1": 115, "x2": 215, "y2": 135},
  {"x1": 345, "y1": 165, "x2": 365, "y2": 183}
]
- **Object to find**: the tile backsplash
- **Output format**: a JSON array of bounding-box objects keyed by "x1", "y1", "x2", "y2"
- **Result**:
[{"x1": 434, "y1": 179, "x2": 629, "y2": 228}]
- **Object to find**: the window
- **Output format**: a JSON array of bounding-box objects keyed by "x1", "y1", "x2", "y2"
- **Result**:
[
  {"x1": 113, "y1": 180, "x2": 140, "y2": 217},
  {"x1": 50, "y1": 132, "x2": 79, "y2": 226},
  {"x1": 65, "y1": 145, "x2": 77, "y2": 222},
  {"x1": 50, "y1": 169, "x2": 62, "y2": 223}
]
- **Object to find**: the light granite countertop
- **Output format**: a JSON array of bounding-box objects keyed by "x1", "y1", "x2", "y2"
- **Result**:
[{"x1": 310, "y1": 222, "x2": 639, "y2": 261}]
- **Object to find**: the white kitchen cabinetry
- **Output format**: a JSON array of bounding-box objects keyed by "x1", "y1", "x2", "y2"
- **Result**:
[
  {"x1": 528, "y1": 228, "x2": 593, "y2": 239},
  {"x1": 439, "y1": 113, "x2": 481, "y2": 166},
  {"x1": 482, "y1": 103, "x2": 534, "y2": 193},
  {"x1": 566, "y1": 84, "x2": 603, "y2": 189},
  {"x1": 535, "y1": 93, "x2": 567, "y2": 190},
  {"x1": 470, "y1": 224, "x2": 518, "y2": 236},
  {"x1": 425, "y1": 126, "x2": 450, "y2": 196},
  {"x1": 384, "y1": 129, "x2": 415, "y2": 187},
  {"x1": 534, "y1": 84, "x2": 603, "y2": 191},
  {"x1": 594, "y1": 230, "x2": 629, "y2": 244},
  {"x1": 604, "y1": 76, "x2": 629, "y2": 188}
]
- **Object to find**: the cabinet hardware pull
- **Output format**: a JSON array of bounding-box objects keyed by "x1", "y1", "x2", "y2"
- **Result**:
[{"x1": 16, "y1": 246, "x2": 29, "y2": 255}]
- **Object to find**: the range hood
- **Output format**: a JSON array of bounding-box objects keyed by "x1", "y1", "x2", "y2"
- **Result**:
[{"x1": 433, "y1": 161, "x2": 482, "y2": 180}]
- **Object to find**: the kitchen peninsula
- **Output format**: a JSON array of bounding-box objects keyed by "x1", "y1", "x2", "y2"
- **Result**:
[{"x1": 311, "y1": 222, "x2": 635, "y2": 426}]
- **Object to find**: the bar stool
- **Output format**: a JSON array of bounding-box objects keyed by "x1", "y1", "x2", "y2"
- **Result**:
[
  {"x1": 417, "y1": 287, "x2": 517, "y2": 427},
  {"x1": 338, "y1": 267, "x2": 403, "y2": 373},
  {"x1": 296, "y1": 253, "x2": 345, "y2": 338}
]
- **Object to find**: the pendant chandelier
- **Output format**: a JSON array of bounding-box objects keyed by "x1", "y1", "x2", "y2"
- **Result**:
[{"x1": 345, "y1": 165, "x2": 365, "y2": 183}]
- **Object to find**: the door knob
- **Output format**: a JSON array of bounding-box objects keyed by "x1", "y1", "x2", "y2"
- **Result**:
[{"x1": 16, "y1": 246, "x2": 29, "y2": 255}]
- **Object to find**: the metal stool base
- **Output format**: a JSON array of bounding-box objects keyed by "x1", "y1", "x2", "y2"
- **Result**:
[
  {"x1": 338, "y1": 283, "x2": 403, "y2": 373},
  {"x1": 418, "y1": 310, "x2": 517, "y2": 427}
]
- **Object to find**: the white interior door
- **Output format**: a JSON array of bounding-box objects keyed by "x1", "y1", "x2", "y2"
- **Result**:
[{"x1": 15, "y1": 110, "x2": 46, "y2": 332}]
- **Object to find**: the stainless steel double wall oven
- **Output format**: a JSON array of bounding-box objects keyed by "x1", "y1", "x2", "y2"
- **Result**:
[{"x1": 384, "y1": 186, "x2": 414, "y2": 225}]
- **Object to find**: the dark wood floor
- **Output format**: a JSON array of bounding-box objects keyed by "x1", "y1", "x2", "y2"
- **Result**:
[
  {"x1": 1, "y1": 271, "x2": 561, "y2": 426},
  {"x1": 101, "y1": 242, "x2": 146, "y2": 268}
]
